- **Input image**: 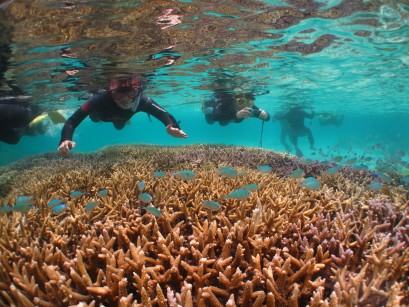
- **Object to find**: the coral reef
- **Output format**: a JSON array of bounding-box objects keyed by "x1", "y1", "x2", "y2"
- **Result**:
[{"x1": 0, "y1": 144, "x2": 408, "y2": 306}]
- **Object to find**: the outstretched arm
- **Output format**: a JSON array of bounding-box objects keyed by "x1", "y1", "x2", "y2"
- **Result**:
[
  {"x1": 140, "y1": 95, "x2": 188, "y2": 138},
  {"x1": 58, "y1": 102, "x2": 90, "y2": 155}
]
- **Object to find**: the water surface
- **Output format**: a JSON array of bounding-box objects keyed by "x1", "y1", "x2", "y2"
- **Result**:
[{"x1": 1, "y1": 0, "x2": 408, "y2": 174}]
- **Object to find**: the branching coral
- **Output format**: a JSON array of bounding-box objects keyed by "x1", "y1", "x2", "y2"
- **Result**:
[{"x1": 0, "y1": 145, "x2": 408, "y2": 306}]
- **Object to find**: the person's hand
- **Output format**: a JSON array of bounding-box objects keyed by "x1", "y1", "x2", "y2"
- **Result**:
[
  {"x1": 236, "y1": 107, "x2": 252, "y2": 119},
  {"x1": 166, "y1": 125, "x2": 188, "y2": 138},
  {"x1": 58, "y1": 140, "x2": 76, "y2": 156},
  {"x1": 258, "y1": 110, "x2": 270, "y2": 121}
]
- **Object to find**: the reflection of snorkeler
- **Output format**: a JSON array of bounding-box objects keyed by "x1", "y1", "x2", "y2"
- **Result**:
[
  {"x1": 0, "y1": 98, "x2": 66, "y2": 144},
  {"x1": 156, "y1": 8, "x2": 182, "y2": 30},
  {"x1": 316, "y1": 112, "x2": 344, "y2": 127},
  {"x1": 274, "y1": 106, "x2": 315, "y2": 157},
  {"x1": 147, "y1": 45, "x2": 181, "y2": 66}
]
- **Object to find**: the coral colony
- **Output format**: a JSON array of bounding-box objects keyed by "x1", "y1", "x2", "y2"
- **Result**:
[{"x1": 0, "y1": 144, "x2": 408, "y2": 306}]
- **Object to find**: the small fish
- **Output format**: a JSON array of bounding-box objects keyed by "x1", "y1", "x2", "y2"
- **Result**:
[
  {"x1": 332, "y1": 156, "x2": 343, "y2": 163},
  {"x1": 345, "y1": 157, "x2": 357, "y2": 164},
  {"x1": 138, "y1": 193, "x2": 153, "y2": 204},
  {"x1": 289, "y1": 168, "x2": 304, "y2": 178},
  {"x1": 242, "y1": 183, "x2": 259, "y2": 191},
  {"x1": 388, "y1": 156, "x2": 401, "y2": 163},
  {"x1": 218, "y1": 169, "x2": 238, "y2": 178},
  {"x1": 173, "y1": 170, "x2": 196, "y2": 181},
  {"x1": 153, "y1": 171, "x2": 166, "y2": 178},
  {"x1": 353, "y1": 163, "x2": 368, "y2": 171},
  {"x1": 202, "y1": 200, "x2": 221, "y2": 211},
  {"x1": 223, "y1": 189, "x2": 251, "y2": 200},
  {"x1": 48, "y1": 199, "x2": 64, "y2": 208},
  {"x1": 300, "y1": 177, "x2": 321, "y2": 190},
  {"x1": 324, "y1": 166, "x2": 341, "y2": 175},
  {"x1": 400, "y1": 175, "x2": 409, "y2": 184},
  {"x1": 217, "y1": 166, "x2": 235, "y2": 172},
  {"x1": 217, "y1": 166, "x2": 242, "y2": 178},
  {"x1": 395, "y1": 150, "x2": 405, "y2": 157},
  {"x1": 70, "y1": 191, "x2": 84, "y2": 199},
  {"x1": 0, "y1": 206, "x2": 13, "y2": 214},
  {"x1": 378, "y1": 173, "x2": 392, "y2": 183},
  {"x1": 13, "y1": 203, "x2": 32, "y2": 213},
  {"x1": 53, "y1": 204, "x2": 67, "y2": 215},
  {"x1": 371, "y1": 173, "x2": 379, "y2": 178},
  {"x1": 16, "y1": 195, "x2": 33, "y2": 205},
  {"x1": 302, "y1": 181, "x2": 321, "y2": 190},
  {"x1": 142, "y1": 206, "x2": 162, "y2": 217},
  {"x1": 257, "y1": 165, "x2": 272, "y2": 173},
  {"x1": 137, "y1": 181, "x2": 145, "y2": 192},
  {"x1": 85, "y1": 202, "x2": 98, "y2": 212},
  {"x1": 302, "y1": 177, "x2": 318, "y2": 183},
  {"x1": 298, "y1": 158, "x2": 314, "y2": 165},
  {"x1": 368, "y1": 182, "x2": 382, "y2": 191},
  {"x1": 98, "y1": 189, "x2": 108, "y2": 197}
]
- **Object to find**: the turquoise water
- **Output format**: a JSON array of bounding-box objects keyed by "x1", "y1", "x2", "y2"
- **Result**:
[{"x1": 1, "y1": 0, "x2": 409, "y2": 174}]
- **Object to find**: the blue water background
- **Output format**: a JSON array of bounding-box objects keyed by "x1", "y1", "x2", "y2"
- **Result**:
[
  {"x1": 2, "y1": 105, "x2": 408, "y2": 171},
  {"x1": 1, "y1": 0, "x2": 409, "y2": 173}
]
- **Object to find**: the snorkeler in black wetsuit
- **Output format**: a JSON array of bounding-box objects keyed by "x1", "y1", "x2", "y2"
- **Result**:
[
  {"x1": 274, "y1": 105, "x2": 315, "y2": 157},
  {"x1": 203, "y1": 91, "x2": 270, "y2": 125},
  {"x1": 0, "y1": 97, "x2": 66, "y2": 144},
  {"x1": 58, "y1": 77, "x2": 188, "y2": 155},
  {"x1": 0, "y1": 99, "x2": 42, "y2": 144}
]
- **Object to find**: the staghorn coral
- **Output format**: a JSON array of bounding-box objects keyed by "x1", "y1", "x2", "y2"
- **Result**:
[{"x1": 0, "y1": 144, "x2": 408, "y2": 306}]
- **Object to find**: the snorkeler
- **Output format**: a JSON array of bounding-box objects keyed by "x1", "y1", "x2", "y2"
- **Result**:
[
  {"x1": 202, "y1": 71, "x2": 270, "y2": 125},
  {"x1": 0, "y1": 97, "x2": 66, "y2": 144},
  {"x1": 274, "y1": 105, "x2": 315, "y2": 157},
  {"x1": 203, "y1": 90, "x2": 270, "y2": 125},
  {"x1": 58, "y1": 76, "x2": 188, "y2": 156}
]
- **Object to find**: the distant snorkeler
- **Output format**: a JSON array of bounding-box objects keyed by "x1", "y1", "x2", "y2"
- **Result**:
[
  {"x1": 202, "y1": 71, "x2": 270, "y2": 125},
  {"x1": 203, "y1": 90, "x2": 270, "y2": 125},
  {"x1": 273, "y1": 105, "x2": 315, "y2": 157},
  {"x1": 0, "y1": 96, "x2": 66, "y2": 144},
  {"x1": 316, "y1": 112, "x2": 344, "y2": 127},
  {"x1": 58, "y1": 76, "x2": 188, "y2": 156}
]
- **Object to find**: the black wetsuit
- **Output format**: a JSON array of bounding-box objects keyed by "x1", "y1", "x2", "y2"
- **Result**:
[
  {"x1": 275, "y1": 107, "x2": 315, "y2": 157},
  {"x1": 287, "y1": 108, "x2": 314, "y2": 132},
  {"x1": 59, "y1": 90, "x2": 180, "y2": 144},
  {"x1": 204, "y1": 92, "x2": 265, "y2": 125},
  {"x1": 0, "y1": 99, "x2": 42, "y2": 144}
]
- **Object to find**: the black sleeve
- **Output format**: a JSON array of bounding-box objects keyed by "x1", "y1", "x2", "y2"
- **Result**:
[
  {"x1": 138, "y1": 95, "x2": 180, "y2": 129},
  {"x1": 0, "y1": 104, "x2": 42, "y2": 128},
  {"x1": 59, "y1": 100, "x2": 93, "y2": 144}
]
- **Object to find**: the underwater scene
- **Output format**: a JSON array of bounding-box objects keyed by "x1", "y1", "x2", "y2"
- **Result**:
[{"x1": 1, "y1": 0, "x2": 409, "y2": 306}]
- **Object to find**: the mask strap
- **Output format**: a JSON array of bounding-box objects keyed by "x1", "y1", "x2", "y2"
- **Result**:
[{"x1": 131, "y1": 89, "x2": 142, "y2": 112}]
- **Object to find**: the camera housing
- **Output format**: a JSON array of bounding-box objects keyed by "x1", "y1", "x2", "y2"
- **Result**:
[{"x1": 249, "y1": 108, "x2": 261, "y2": 117}]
